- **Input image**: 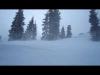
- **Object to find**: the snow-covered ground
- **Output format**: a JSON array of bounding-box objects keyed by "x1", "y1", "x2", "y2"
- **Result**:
[{"x1": 0, "y1": 36, "x2": 100, "y2": 65}]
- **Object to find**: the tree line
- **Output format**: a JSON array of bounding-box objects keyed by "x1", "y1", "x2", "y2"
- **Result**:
[
  {"x1": 8, "y1": 9, "x2": 72, "y2": 41},
  {"x1": 7, "y1": 9, "x2": 100, "y2": 41}
]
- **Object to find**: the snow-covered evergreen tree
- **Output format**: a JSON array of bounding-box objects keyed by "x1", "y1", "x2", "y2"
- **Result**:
[
  {"x1": 89, "y1": 9, "x2": 100, "y2": 41},
  {"x1": 48, "y1": 9, "x2": 60, "y2": 40},
  {"x1": 66, "y1": 25, "x2": 72, "y2": 38},
  {"x1": 33, "y1": 21, "x2": 37, "y2": 40},
  {"x1": 53, "y1": 9, "x2": 60, "y2": 40},
  {"x1": 41, "y1": 9, "x2": 60, "y2": 40},
  {"x1": 8, "y1": 9, "x2": 25, "y2": 41},
  {"x1": 60, "y1": 27, "x2": 65, "y2": 39},
  {"x1": 41, "y1": 12, "x2": 49, "y2": 40},
  {"x1": 24, "y1": 17, "x2": 37, "y2": 40}
]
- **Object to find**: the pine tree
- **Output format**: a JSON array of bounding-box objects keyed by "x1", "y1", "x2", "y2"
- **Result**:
[
  {"x1": 47, "y1": 9, "x2": 54, "y2": 40},
  {"x1": 60, "y1": 27, "x2": 65, "y2": 39},
  {"x1": 24, "y1": 17, "x2": 37, "y2": 40},
  {"x1": 48, "y1": 9, "x2": 60, "y2": 40},
  {"x1": 33, "y1": 21, "x2": 37, "y2": 40},
  {"x1": 41, "y1": 12, "x2": 49, "y2": 40},
  {"x1": 89, "y1": 9, "x2": 100, "y2": 41},
  {"x1": 8, "y1": 9, "x2": 25, "y2": 41},
  {"x1": 66, "y1": 25, "x2": 72, "y2": 38},
  {"x1": 41, "y1": 9, "x2": 60, "y2": 40},
  {"x1": 53, "y1": 9, "x2": 60, "y2": 39}
]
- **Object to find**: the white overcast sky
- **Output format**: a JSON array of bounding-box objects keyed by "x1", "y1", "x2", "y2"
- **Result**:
[{"x1": 0, "y1": 9, "x2": 95, "y2": 40}]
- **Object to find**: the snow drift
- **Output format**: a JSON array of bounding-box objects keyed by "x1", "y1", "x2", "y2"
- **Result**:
[{"x1": 0, "y1": 36, "x2": 100, "y2": 65}]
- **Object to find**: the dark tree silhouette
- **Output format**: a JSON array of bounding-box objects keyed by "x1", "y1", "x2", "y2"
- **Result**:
[
  {"x1": 89, "y1": 9, "x2": 100, "y2": 41},
  {"x1": 24, "y1": 17, "x2": 37, "y2": 40},
  {"x1": 41, "y1": 9, "x2": 61, "y2": 40},
  {"x1": 66, "y1": 25, "x2": 72, "y2": 38},
  {"x1": 41, "y1": 12, "x2": 49, "y2": 40},
  {"x1": 60, "y1": 26, "x2": 65, "y2": 39},
  {"x1": 8, "y1": 9, "x2": 25, "y2": 41}
]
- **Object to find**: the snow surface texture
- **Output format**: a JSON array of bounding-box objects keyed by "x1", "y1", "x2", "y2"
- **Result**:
[{"x1": 0, "y1": 36, "x2": 100, "y2": 65}]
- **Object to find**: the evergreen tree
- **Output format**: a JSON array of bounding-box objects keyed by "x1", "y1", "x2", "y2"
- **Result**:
[
  {"x1": 66, "y1": 25, "x2": 72, "y2": 38},
  {"x1": 33, "y1": 21, "x2": 37, "y2": 40},
  {"x1": 89, "y1": 9, "x2": 100, "y2": 41},
  {"x1": 24, "y1": 17, "x2": 37, "y2": 40},
  {"x1": 53, "y1": 9, "x2": 60, "y2": 39},
  {"x1": 48, "y1": 9, "x2": 60, "y2": 40},
  {"x1": 8, "y1": 9, "x2": 25, "y2": 41},
  {"x1": 41, "y1": 9, "x2": 60, "y2": 40},
  {"x1": 60, "y1": 27, "x2": 65, "y2": 39},
  {"x1": 47, "y1": 9, "x2": 54, "y2": 40},
  {"x1": 41, "y1": 12, "x2": 49, "y2": 40}
]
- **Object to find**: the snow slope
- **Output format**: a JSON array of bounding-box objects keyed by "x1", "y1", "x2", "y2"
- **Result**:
[{"x1": 0, "y1": 37, "x2": 100, "y2": 65}]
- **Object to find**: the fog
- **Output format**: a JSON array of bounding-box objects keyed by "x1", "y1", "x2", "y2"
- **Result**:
[
  {"x1": 0, "y1": 9, "x2": 90, "y2": 40},
  {"x1": 1, "y1": 9, "x2": 100, "y2": 65}
]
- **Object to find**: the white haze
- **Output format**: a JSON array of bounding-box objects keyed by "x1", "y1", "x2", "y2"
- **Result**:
[
  {"x1": 1, "y1": 9, "x2": 100, "y2": 65},
  {"x1": 0, "y1": 9, "x2": 91, "y2": 41}
]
